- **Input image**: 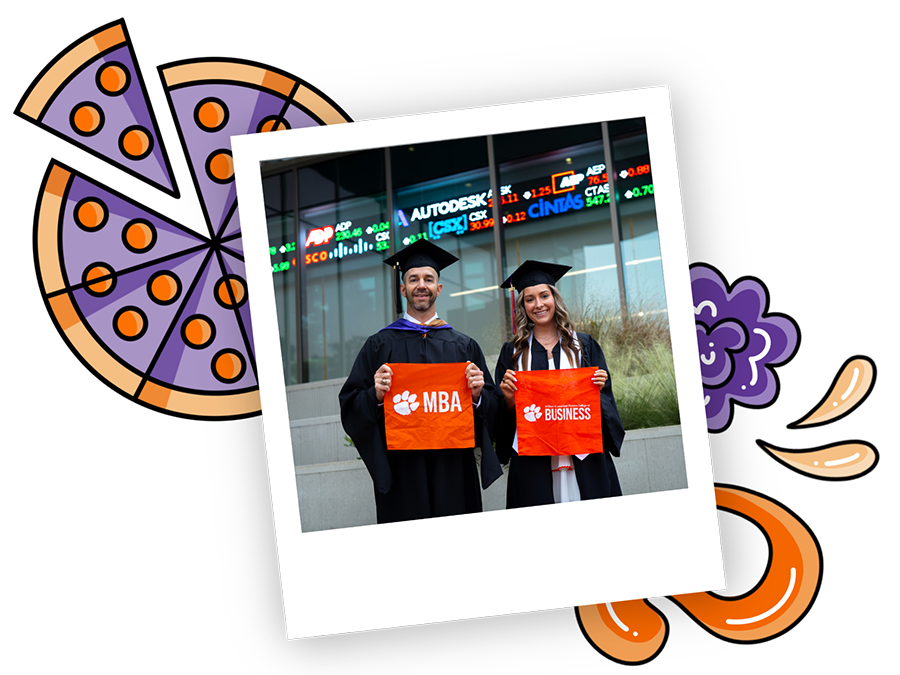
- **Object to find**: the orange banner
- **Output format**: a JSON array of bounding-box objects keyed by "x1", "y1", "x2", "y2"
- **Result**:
[
  {"x1": 515, "y1": 367, "x2": 603, "y2": 456},
  {"x1": 384, "y1": 362, "x2": 474, "y2": 450}
]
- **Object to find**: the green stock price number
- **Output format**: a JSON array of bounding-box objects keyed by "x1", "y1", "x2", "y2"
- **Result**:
[
  {"x1": 624, "y1": 184, "x2": 654, "y2": 199},
  {"x1": 272, "y1": 260, "x2": 292, "y2": 273},
  {"x1": 336, "y1": 227, "x2": 364, "y2": 242}
]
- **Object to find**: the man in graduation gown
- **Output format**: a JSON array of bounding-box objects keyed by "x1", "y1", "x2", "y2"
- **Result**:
[{"x1": 338, "y1": 239, "x2": 503, "y2": 524}]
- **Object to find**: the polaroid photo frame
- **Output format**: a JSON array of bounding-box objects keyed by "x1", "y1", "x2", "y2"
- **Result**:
[{"x1": 233, "y1": 86, "x2": 724, "y2": 639}]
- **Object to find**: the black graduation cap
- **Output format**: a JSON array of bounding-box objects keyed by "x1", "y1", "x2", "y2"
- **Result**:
[
  {"x1": 384, "y1": 238, "x2": 458, "y2": 314},
  {"x1": 383, "y1": 238, "x2": 459, "y2": 277},
  {"x1": 500, "y1": 260, "x2": 571, "y2": 293}
]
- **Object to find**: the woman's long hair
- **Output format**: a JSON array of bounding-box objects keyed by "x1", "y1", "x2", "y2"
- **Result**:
[{"x1": 511, "y1": 285, "x2": 579, "y2": 370}]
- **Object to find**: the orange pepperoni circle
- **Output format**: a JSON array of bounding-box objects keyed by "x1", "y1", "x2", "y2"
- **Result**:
[
  {"x1": 147, "y1": 271, "x2": 181, "y2": 305},
  {"x1": 197, "y1": 101, "x2": 226, "y2": 129},
  {"x1": 215, "y1": 275, "x2": 247, "y2": 308},
  {"x1": 122, "y1": 220, "x2": 157, "y2": 253},
  {"x1": 259, "y1": 119, "x2": 287, "y2": 133},
  {"x1": 97, "y1": 63, "x2": 130, "y2": 95},
  {"x1": 213, "y1": 349, "x2": 245, "y2": 383},
  {"x1": 119, "y1": 126, "x2": 153, "y2": 160},
  {"x1": 70, "y1": 103, "x2": 104, "y2": 136},
  {"x1": 206, "y1": 150, "x2": 234, "y2": 183},
  {"x1": 75, "y1": 198, "x2": 108, "y2": 231},
  {"x1": 182, "y1": 315, "x2": 215, "y2": 349},
  {"x1": 82, "y1": 263, "x2": 115, "y2": 296},
  {"x1": 113, "y1": 307, "x2": 147, "y2": 341}
]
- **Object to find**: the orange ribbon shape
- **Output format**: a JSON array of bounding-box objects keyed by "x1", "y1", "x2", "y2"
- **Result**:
[{"x1": 576, "y1": 484, "x2": 823, "y2": 662}]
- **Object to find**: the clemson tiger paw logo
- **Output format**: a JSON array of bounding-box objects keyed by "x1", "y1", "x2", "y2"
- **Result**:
[
  {"x1": 392, "y1": 391, "x2": 419, "y2": 416},
  {"x1": 523, "y1": 404, "x2": 542, "y2": 422}
]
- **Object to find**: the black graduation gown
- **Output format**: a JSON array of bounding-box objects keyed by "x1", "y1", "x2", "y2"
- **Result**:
[
  {"x1": 493, "y1": 332, "x2": 625, "y2": 509},
  {"x1": 339, "y1": 326, "x2": 503, "y2": 524}
]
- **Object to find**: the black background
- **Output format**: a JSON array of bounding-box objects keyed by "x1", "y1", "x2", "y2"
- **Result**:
[{"x1": 11, "y1": 17, "x2": 881, "y2": 672}]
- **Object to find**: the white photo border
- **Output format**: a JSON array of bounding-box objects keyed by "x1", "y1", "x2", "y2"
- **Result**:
[{"x1": 233, "y1": 87, "x2": 724, "y2": 639}]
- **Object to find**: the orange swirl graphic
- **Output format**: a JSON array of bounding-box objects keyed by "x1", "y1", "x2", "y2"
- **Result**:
[
  {"x1": 575, "y1": 600, "x2": 668, "y2": 665},
  {"x1": 668, "y1": 485, "x2": 823, "y2": 643},
  {"x1": 576, "y1": 485, "x2": 823, "y2": 662}
]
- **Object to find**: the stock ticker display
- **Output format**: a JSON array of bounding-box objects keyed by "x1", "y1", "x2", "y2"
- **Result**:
[{"x1": 270, "y1": 158, "x2": 653, "y2": 274}]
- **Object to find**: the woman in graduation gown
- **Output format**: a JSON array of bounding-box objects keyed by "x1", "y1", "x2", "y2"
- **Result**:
[{"x1": 494, "y1": 260, "x2": 626, "y2": 508}]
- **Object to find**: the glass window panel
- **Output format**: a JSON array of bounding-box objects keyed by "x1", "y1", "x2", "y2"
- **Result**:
[
  {"x1": 391, "y1": 137, "x2": 489, "y2": 189},
  {"x1": 296, "y1": 151, "x2": 386, "y2": 210},
  {"x1": 390, "y1": 140, "x2": 504, "y2": 361},
  {"x1": 297, "y1": 160, "x2": 337, "y2": 211},
  {"x1": 609, "y1": 118, "x2": 666, "y2": 314},
  {"x1": 263, "y1": 172, "x2": 298, "y2": 385},
  {"x1": 298, "y1": 149, "x2": 389, "y2": 382},
  {"x1": 263, "y1": 123, "x2": 669, "y2": 387},
  {"x1": 301, "y1": 195, "x2": 390, "y2": 381},
  {"x1": 496, "y1": 123, "x2": 621, "y2": 325}
]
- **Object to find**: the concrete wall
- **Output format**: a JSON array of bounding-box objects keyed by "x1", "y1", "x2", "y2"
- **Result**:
[
  {"x1": 287, "y1": 379, "x2": 355, "y2": 466},
  {"x1": 611, "y1": 425, "x2": 689, "y2": 496}
]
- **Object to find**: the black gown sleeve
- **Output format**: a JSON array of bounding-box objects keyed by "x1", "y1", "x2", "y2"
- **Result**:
[
  {"x1": 579, "y1": 332, "x2": 626, "y2": 457},
  {"x1": 467, "y1": 337, "x2": 503, "y2": 489},
  {"x1": 492, "y1": 342, "x2": 517, "y2": 465},
  {"x1": 338, "y1": 336, "x2": 393, "y2": 495}
]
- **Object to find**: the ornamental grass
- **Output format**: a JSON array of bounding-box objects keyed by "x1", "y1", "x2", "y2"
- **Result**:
[{"x1": 572, "y1": 304, "x2": 680, "y2": 431}]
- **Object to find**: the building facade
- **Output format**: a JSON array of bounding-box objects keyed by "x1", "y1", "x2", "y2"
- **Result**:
[{"x1": 263, "y1": 117, "x2": 664, "y2": 385}]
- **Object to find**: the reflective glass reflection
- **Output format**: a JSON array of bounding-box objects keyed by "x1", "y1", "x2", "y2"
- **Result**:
[
  {"x1": 496, "y1": 124, "x2": 620, "y2": 328},
  {"x1": 609, "y1": 119, "x2": 666, "y2": 315},
  {"x1": 300, "y1": 192, "x2": 390, "y2": 382},
  {"x1": 391, "y1": 140, "x2": 504, "y2": 360},
  {"x1": 263, "y1": 119, "x2": 668, "y2": 385},
  {"x1": 264, "y1": 172, "x2": 298, "y2": 385}
]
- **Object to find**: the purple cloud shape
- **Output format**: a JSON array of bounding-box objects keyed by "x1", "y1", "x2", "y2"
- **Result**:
[{"x1": 690, "y1": 263, "x2": 801, "y2": 433}]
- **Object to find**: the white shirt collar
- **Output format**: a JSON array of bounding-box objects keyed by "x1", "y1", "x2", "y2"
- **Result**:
[{"x1": 403, "y1": 311, "x2": 439, "y2": 325}]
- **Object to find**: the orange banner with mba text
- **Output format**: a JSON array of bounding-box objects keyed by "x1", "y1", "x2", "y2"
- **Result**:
[
  {"x1": 515, "y1": 367, "x2": 603, "y2": 456},
  {"x1": 384, "y1": 362, "x2": 474, "y2": 450}
]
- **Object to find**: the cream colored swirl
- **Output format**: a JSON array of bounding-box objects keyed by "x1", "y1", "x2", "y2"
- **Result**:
[
  {"x1": 788, "y1": 356, "x2": 876, "y2": 428},
  {"x1": 756, "y1": 439, "x2": 879, "y2": 480}
]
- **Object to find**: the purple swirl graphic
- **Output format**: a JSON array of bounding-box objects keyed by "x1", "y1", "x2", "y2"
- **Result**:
[{"x1": 690, "y1": 263, "x2": 800, "y2": 433}]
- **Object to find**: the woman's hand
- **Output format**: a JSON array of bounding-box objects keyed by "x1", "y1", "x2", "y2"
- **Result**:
[
  {"x1": 499, "y1": 369, "x2": 518, "y2": 410},
  {"x1": 374, "y1": 364, "x2": 393, "y2": 402},
  {"x1": 592, "y1": 369, "x2": 608, "y2": 389}
]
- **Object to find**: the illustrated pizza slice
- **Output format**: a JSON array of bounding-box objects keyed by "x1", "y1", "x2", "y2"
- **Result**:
[
  {"x1": 143, "y1": 247, "x2": 258, "y2": 414},
  {"x1": 35, "y1": 160, "x2": 260, "y2": 420},
  {"x1": 159, "y1": 57, "x2": 352, "y2": 239},
  {"x1": 15, "y1": 19, "x2": 179, "y2": 197},
  {"x1": 220, "y1": 231, "x2": 243, "y2": 258},
  {"x1": 218, "y1": 249, "x2": 256, "y2": 358},
  {"x1": 36, "y1": 161, "x2": 208, "y2": 300}
]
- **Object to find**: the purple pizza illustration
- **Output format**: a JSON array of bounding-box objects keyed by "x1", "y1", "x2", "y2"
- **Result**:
[
  {"x1": 19, "y1": 19, "x2": 353, "y2": 419},
  {"x1": 22, "y1": 26, "x2": 172, "y2": 190}
]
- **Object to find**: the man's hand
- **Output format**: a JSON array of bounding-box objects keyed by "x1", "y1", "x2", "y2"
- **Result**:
[
  {"x1": 499, "y1": 368, "x2": 517, "y2": 410},
  {"x1": 374, "y1": 364, "x2": 393, "y2": 403},
  {"x1": 465, "y1": 362, "x2": 485, "y2": 402}
]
